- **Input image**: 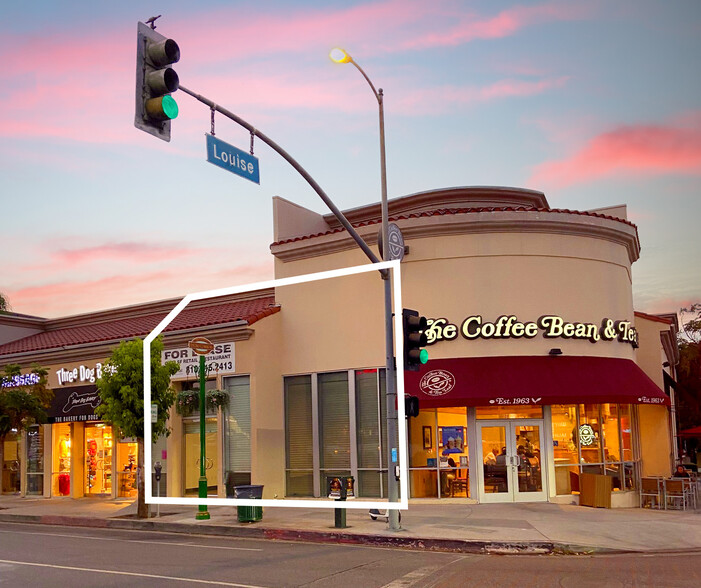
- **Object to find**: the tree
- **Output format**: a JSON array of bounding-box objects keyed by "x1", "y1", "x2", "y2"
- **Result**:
[
  {"x1": 0, "y1": 364, "x2": 52, "y2": 492},
  {"x1": 0, "y1": 292, "x2": 9, "y2": 313},
  {"x1": 96, "y1": 336, "x2": 178, "y2": 518},
  {"x1": 677, "y1": 304, "x2": 701, "y2": 457}
]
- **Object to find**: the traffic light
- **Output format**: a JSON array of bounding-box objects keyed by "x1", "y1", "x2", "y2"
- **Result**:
[
  {"x1": 135, "y1": 21, "x2": 180, "y2": 141},
  {"x1": 402, "y1": 308, "x2": 428, "y2": 371},
  {"x1": 405, "y1": 395, "x2": 420, "y2": 417}
]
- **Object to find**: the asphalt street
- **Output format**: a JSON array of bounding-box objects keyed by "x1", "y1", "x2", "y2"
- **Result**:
[{"x1": 0, "y1": 522, "x2": 699, "y2": 587}]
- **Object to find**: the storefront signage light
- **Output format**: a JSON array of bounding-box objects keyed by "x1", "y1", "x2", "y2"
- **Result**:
[
  {"x1": 425, "y1": 315, "x2": 639, "y2": 347},
  {"x1": 56, "y1": 362, "x2": 110, "y2": 386},
  {"x1": 1, "y1": 372, "x2": 40, "y2": 388}
]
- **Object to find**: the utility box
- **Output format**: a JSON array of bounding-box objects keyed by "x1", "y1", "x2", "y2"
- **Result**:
[{"x1": 579, "y1": 473, "x2": 612, "y2": 508}]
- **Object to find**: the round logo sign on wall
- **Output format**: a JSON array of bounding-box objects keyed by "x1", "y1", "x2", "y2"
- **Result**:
[
  {"x1": 377, "y1": 223, "x2": 405, "y2": 261},
  {"x1": 578, "y1": 424, "x2": 596, "y2": 446},
  {"x1": 419, "y1": 370, "x2": 456, "y2": 396}
]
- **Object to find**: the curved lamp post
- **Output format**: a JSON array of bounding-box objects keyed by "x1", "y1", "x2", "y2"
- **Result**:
[{"x1": 330, "y1": 48, "x2": 399, "y2": 531}]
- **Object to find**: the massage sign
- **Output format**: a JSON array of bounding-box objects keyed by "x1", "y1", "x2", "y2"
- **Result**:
[{"x1": 424, "y1": 315, "x2": 639, "y2": 347}]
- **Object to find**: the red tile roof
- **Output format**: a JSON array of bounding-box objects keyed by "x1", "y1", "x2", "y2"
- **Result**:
[
  {"x1": 634, "y1": 311, "x2": 673, "y2": 325},
  {"x1": 0, "y1": 296, "x2": 279, "y2": 356},
  {"x1": 271, "y1": 206, "x2": 637, "y2": 246}
]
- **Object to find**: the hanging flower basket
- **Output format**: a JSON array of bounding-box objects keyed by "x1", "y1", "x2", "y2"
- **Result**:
[{"x1": 176, "y1": 389, "x2": 229, "y2": 416}]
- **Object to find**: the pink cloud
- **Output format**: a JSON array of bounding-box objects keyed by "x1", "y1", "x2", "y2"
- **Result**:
[
  {"x1": 529, "y1": 115, "x2": 701, "y2": 189},
  {"x1": 7, "y1": 257, "x2": 274, "y2": 318},
  {"x1": 394, "y1": 76, "x2": 569, "y2": 115},
  {"x1": 637, "y1": 296, "x2": 696, "y2": 316},
  {"x1": 52, "y1": 243, "x2": 199, "y2": 265},
  {"x1": 400, "y1": 2, "x2": 593, "y2": 50},
  {"x1": 0, "y1": 1, "x2": 588, "y2": 145}
]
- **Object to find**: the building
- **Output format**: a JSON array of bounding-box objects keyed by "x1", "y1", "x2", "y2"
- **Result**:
[{"x1": 0, "y1": 187, "x2": 678, "y2": 507}]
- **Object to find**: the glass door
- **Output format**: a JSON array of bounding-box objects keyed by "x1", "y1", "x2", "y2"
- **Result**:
[
  {"x1": 477, "y1": 420, "x2": 546, "y2": 503},
  {"x1": 85, "y1": 424, "x2": 113, "y2": 496},
  {"x1": 183, "y1": 418, "x2": 218, "y2": 496}
]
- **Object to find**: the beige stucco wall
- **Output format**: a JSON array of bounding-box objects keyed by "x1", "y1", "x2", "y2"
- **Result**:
[
  {"x1": 274, "y1": 227, "x2": 638, "y2": 367},
  {"x1": 634, "y1": 315, "x2": 668, "y2": 389},
  {"x1": 638, "y1": 405, "x2": 673, "y2": 476}
]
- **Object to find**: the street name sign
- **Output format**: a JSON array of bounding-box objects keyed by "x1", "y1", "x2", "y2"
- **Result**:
[{"x1": 206, "y1": 133, "x2": 260, "y2": 184}]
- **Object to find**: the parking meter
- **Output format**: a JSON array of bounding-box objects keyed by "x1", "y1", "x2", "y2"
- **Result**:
[{"x1": 154, "y1": 461, "x2": 162, "y2": 482}]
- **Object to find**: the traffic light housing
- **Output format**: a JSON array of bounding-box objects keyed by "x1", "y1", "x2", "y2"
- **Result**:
[
  {"x1": 405, "y1": 395, "x2": 420, "y2": 417},
  {"x1": 402, "y1": 308, "x2": 428, "y2": 371},
  {"x1": 135, "y1": 21, "x2": 180, "y2": 141}
]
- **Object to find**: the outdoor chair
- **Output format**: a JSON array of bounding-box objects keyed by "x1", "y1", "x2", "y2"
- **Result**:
[
  {"x1": 639, "y1": 477, "x2": 664, "y2": 509},
  {"x1": 664, "y1": 479, "x2": 688, "y2": 510},
  {"x1": 681, "y1": 477, "x2": 697, "y2": 510}
]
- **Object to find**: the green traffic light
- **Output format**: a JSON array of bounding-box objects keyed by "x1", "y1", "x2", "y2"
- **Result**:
[
  {"x1": 145, "y1": 95, "x2": 179, "y2": 121},
  {"x1": 419, "y1": 348, "x2": 429, "y2": 364},
  {"x1": 162, "y1": 95, "x2": 179, "y2": 119}
]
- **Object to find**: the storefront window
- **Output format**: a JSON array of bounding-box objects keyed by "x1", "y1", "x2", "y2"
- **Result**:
[
  {"x1": 284, "y1": 370, "x2": 388, "y2": 499},
  {"x1": 551, "y1": 404, "x2": 638, "y2": 495},
  {"x1": 620, "y1": 404, "x2": 633, "y2": 462},
  {"x1": 26, "y1": 425, "x2": 44, "y2": 495},
  {"x1": 2, "y1": 431, "x2": 20, "y2": 494},
  {"x1": 117, "y1": 437, "x2": 138, "y2": 497},
  {"x1": 318, "y1": 372, "x2": 350, "y2": 495},
  {"x1": 224, "y1": 375, "x2": 251, "y2": 489},
  {"x1": 355, "y1": 370, "x2": 386, "y2": 497},
  {"x1": 285, "y1": 376, "x2": 313, "y2": 496},
  {"x1": 602, "y1": 404, "x2": 621, "y2": 463},
  {"x1": 409, "y1": 407, "x2": 469, "y2": 498},
  {"x1": 409, "y1": 408, "x2": 437, "y2": 498},
  {"x1": 551, "y1": 405, "x2": 579, "y2": 495},
  {"x1": 85, "y1": 424, "x2": 113, "y2": 495},
  {"x1": 578, "y1": 404, "x2": 603, "y2": 464},
  {"x1": 52, "y1": 423, "x2": 71, "y2": 496},
  {"x1": 476, "y1": 406, "x2": 543, "y2": 419}
]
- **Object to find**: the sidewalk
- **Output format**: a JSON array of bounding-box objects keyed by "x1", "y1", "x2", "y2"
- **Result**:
[{"x1": 1, "y1": 494, "x2": 700, "y2": 555}]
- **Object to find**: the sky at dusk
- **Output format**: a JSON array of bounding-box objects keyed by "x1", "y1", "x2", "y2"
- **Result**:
[{"x1": 1, "y1": 0, "x2": 700, "y2": 319}]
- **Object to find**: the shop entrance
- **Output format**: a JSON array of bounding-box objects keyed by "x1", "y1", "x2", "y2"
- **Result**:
[
  {"x1": 183, "y1": 418, "x2": 218, "y2": 496},
  {"x1": 85, "y1": 424, "x2": 113, "y2": 495},
  {"x1": 477, "y1": 420, "x2": 546, "y2": 503}
]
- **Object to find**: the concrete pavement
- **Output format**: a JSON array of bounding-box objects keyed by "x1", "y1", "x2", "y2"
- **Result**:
[{"x1": 1, "y1": 494, "x2": 700, "y2": 555}]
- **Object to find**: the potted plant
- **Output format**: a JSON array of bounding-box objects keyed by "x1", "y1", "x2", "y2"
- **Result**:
[{"x1": 176, "y1": 389, "x2": 229, "y2": 416}]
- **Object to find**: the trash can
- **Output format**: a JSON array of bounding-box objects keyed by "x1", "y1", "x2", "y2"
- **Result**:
[{"x1": 234, "y1": 484, "x2": 264, "y2": 522}]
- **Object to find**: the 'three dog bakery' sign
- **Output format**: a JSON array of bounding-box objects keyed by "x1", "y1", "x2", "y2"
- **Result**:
[{"x1": 425, "y1": 315, "x2": 639, "y2": 347}]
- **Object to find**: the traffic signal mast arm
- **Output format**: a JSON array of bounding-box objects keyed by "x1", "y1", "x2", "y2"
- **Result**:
[{"x1": 178, "y1": 84, "x2": 384, "y2": 275}]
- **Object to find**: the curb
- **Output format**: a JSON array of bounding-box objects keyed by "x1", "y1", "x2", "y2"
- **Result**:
[
  {"x1": 0, "y1": 513, "x2": 604, "y2": 556},
  {"x1": 3, "y1": 513, "x2": 701, "y2": 556}
]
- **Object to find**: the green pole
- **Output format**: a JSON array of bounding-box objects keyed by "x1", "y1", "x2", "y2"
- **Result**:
[{"x1": 196, "y1": 353, "x2": 210, "y2": 520}]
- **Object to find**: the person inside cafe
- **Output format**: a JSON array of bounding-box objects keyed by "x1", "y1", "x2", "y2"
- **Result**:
[
  {"x1": 673, "y1": 464, "x2": 690, "y2": 478},
  {"x1": 484, "y1": 447, "x2": 498, "y2": 465}
]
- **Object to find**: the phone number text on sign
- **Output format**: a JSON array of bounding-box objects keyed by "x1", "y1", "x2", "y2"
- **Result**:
[
  {"x1": 186, "y1": 361, "x2": 234, "y2": 377},
  {"x1": 163, "y1": 343, "x2": 235, "y2": 380}
]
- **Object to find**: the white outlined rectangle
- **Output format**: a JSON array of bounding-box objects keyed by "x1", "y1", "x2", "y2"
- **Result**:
[{"x1": 143, "y1": 260, "x2": 408, "y2": 509}]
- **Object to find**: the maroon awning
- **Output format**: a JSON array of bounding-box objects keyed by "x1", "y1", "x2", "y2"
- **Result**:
[
  {"x1": 404, "y1": 356, "x2": 670, "y2": 409},
  {"x1": 678, "y1": 426, "x2": 701, "y2": 438}
]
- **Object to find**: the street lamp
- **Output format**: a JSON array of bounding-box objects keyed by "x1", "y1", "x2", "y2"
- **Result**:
[{"x1": 331, "y1": 48, "x2": 399, "y2": 530}]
